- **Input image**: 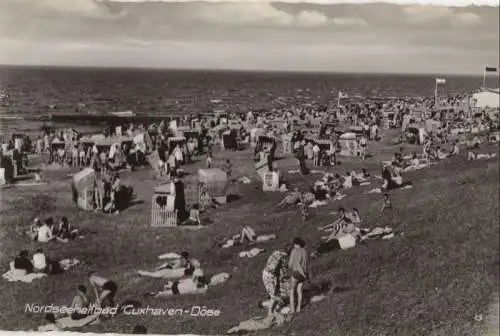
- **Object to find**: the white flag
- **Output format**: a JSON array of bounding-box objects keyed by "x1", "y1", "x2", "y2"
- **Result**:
[
  {"x1": 436, "y1": 78, "x2": 446, "y2": 84},
  {"x1": 338, "y1": 91, "x2": 348, "y2": 98}
]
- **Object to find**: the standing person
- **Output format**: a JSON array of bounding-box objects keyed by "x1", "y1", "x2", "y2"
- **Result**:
[
  {"x1": 87, "y1": 272, "x2": 118, "y2": 309},
  {"x1": 224, "y1": 159, "x2": 232, "y2": 181},
  {"x1": 262, "y1": 247, "x2": 290, "y2": 315},
  {"x1": 312, "y1": 143, "x2": 320, "y2": 166},
  {"x1": 359, "y1": 136, "x2": 368, "y2": 160},
  {"x1": 174, "y1": 177, "x2": 187, "y2": 222},
  {"x1": 94, "y1": 176, "x2": 105, "y2": 211},
  {"x1": 288, "y1": 237, "x2": 310, "y2": 314}
]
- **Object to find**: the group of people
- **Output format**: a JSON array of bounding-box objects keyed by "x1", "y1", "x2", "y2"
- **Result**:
[
  {"x1": 37, "y1": 272, "x2": 119, "y2": 331},
  {"x1": 28, "y1": 217, "x2": 79, "y2": 243},
  {"x1": 262, "y1": 237, "x2": 312, "y2": 316},
  {"x1": 91, "y1": 172, "x2": 127, "y2": 214},
  {"x1": 13, "y1": 249, "x2": 62, "y2": 275}
]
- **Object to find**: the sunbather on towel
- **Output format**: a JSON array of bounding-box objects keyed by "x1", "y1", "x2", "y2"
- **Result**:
[
  {"x1": 277, "y1": 188, "x2": 302, "y2": 206},
  {"x1": 221, "y1": 227, "x2": 276, "y2": 248},
  {"x1": 155, "y1": 252, "x2": 196, "y2": 275},
  {"x1": 138, "y1": 253, "x2": 199, "y2": 278},
  {"x1": 149, "y1": 269, "x2": 209, "y2": 297}
]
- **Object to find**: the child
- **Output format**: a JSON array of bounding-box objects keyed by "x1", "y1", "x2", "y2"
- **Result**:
[
  {"x1": 95, "y1": 177, "x2": 105, "y2": 211},
  {"x1": 381, "y1": 194, "x2": 393, "y2": 212},
  {"x1": 206, "y1": 153, "x2": 213, "y2": 169},
  {"x1": 72, "y1": 145, "x2": 79, "y2": 167}
]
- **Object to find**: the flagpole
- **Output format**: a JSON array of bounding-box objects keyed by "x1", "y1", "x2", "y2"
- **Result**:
[
  {"x1": 482, "y1": 66, "x2": 486, "y2": 89},
  {"x1": 434, "y1": 80, "x2": 438, "y2": 106}
]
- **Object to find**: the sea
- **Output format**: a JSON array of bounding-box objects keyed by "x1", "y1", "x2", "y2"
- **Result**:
[{"x1": 0, "y1": 65, "x2": 493, "y2": 137}]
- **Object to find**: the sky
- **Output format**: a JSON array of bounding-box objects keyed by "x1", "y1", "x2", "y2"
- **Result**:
[{"x1": 0, "y1": 0, "x2": 498, "y2": 74}]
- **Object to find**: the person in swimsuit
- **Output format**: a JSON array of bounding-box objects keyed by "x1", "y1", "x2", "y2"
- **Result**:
[{"x1": 88, "y1": 272, "x2": 118, "y2": 309}]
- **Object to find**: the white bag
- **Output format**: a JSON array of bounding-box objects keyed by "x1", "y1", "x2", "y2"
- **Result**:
[{"x1": 338, "y1": 234, "x2": 356, "y2": 250}]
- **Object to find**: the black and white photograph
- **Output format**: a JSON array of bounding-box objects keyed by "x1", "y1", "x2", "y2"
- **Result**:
[{"x1": 0, "y1": 0, "x2": 499, "y2": 335}]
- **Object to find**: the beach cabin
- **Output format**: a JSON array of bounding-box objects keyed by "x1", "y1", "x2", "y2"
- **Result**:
[
  {"x1": 72, "y1": 168, "x2": 96, "y2": 211},
  {"x1": 338, "y1": 132, "x2": 359, "y2": 156},
  {"x1": 167, "y1": 136, "x2": 186, "y2": 154},
  {"x1": 151, "y1": 183, "x2": 177, "y2": 227},
  {"x1": 198, "y1": 168, "x2": 228, "y2": 207}
]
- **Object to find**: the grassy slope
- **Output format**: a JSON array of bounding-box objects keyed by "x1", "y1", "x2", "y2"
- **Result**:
[{"x1": 0, "y1": 135, "x2": 498, "y2": 335}]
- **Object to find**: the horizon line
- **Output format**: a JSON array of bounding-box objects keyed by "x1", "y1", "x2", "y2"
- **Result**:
[{"x1": 0, "y1": 63, "x2": 495, "y2": 78}]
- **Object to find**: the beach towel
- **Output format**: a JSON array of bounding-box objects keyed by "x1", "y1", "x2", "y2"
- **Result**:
[
  {"x1": 209, "y1": 272, "x2": 230, "y2": 286},
  {"x1": 239, "y1": 248, "x2": 264, "y2": 258},
  {"x1": 310, "y1": 294, "x2": 326, "y2": 303},
  {"x1": 158, "y1": 253, "x2": 181, "y2": 260},
  {"x1": 137, "y1": 267, "x2": 186, "y2": 279},
  {"x1": 59, "y1": 258, "x2": 80, "y2": 271},
  {"x1": 54, "y1": 314, "x2": 100, "y2": 329},
  {"x1": 256, "y1": 234, "x2": 276, "y2": 242},
  {"x1": 360, "y1": 227, "x2": 400, "y2": 240},
  {"x1": 310, "y1": 170, "x2": 325, "y2": 174},
  {"x1": 2, "y1": 269, "x2": 46, "y2": 283},
  {"x1": 333, "y1": 194, "x2": 347, "y2": 201},
  {"x1": 238, "y1": 177, "x2": 252, "y2": 184},
  {"x1": 14, "y1": 182, "x2": 48, "y2": 187},
  {"x1": 227, "y1": 315, "x2": 285, "y2": 334},
  {"x1": 309, "y1": 200, "x2": 328, "y2": 208}
]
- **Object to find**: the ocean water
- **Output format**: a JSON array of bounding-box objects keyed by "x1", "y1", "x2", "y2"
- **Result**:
[{"x1": 0, "y1": 66, "x2": 487, "y2": 118}]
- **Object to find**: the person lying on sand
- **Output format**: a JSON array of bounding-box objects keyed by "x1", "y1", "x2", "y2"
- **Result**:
[
  {"x1": 87, "y1": 272, "x2": 118, "y2": 309},
  {"x1": 277, "y1": 188, "x2": 302, "y2": 207},
  {"x1": 147, "y1": 269, "x2": 209, "y2": 297},
  {"x1": 138, "y1": 253, "x2": 199, "y2": 278},
  {"x1": 156, "y1": 252, "x2": 196, "y2": 275},
  {"x1": 221, "y1": 226, "x2": 276, "y2": 248}
]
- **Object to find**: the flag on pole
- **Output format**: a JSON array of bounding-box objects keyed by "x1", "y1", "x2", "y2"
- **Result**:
[
  {"x1": 338, "y1": 91, "x2": 348, "y2": 98},
  {"x1": 436, "y1": 78, "x2": 446, "y2": 84},
  {"x1": 485, "y1": 66, "x2": 498, "y2": 72}
]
